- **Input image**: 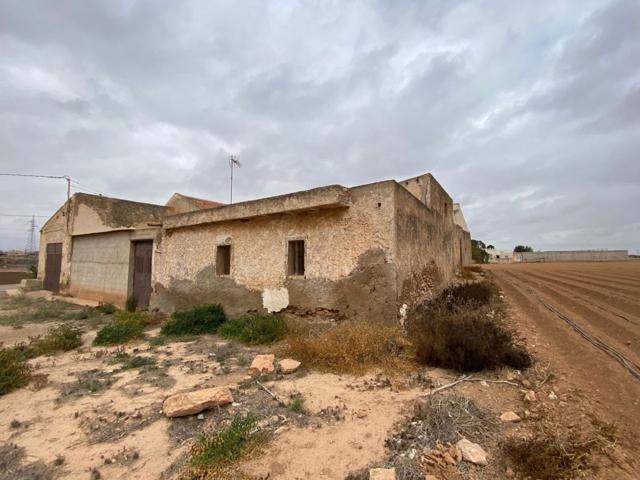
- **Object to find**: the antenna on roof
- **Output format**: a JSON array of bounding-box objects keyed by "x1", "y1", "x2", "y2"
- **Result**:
[{"x1": 229, "y1": 155, "x2": 241, "y2": 204}]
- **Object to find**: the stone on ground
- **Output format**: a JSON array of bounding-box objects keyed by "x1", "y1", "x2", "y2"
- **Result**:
[
  {"x1": 249, "y1": 354, "x2": 275, "y2": 374},
  {"x1": 163, "y1": 387, "x2": 233, "y2": 418},
  {"x1": 369, "y1": 467, "x2": 396, "y2": 480},
  {"x1": 523, "y1": 390, "x2": 537, "y2": 402},
  {"x1": 500, "y1": 411, "x2": 521, "y2": 422},
  {"x1": 456, "y1": 438, "x2": 488, "y2": 466},
  {"x1": 279, "y1": 358, "x2": 301, "y2": 374}
]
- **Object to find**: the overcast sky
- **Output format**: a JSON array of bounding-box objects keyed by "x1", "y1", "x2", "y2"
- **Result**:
[{"x1": 1, "y1": 0, "x2": 638, "y2": 253}]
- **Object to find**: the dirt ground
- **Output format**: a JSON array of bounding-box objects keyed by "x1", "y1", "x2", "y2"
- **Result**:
[
  {"x1": 1, "y1": 264, "x2": 639, "y2": 479},
  {"x1": 487, "y1": 261, "x2": 640, "y2": 476}
]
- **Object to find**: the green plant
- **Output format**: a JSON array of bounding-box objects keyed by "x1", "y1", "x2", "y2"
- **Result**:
[
  {"x1": 471, "y1": 239, "x2": 489, "y2": 263},
  {"x1": 0, "y1": 347, "x2": 32, "y2": 395},
  {"x1": 125, "y1": 296, "x2": 137, "y2": 312},
  {"x1": 92, "y1": 311, "x2": 151, "y2": 346},
  {"x1": 31, "y1": 324, "x2": 83, "y2": 355},
  {"x1": 287, "y1": 394, "x2": 306, "y2": 414},
  {"x1": 96, "y1": 303, "x2": 117, "y2": 314},
  {"x1": 108, "y1": 352, "x2": 155, "y2": 370},
  {"x1": 191, "y1": 414, "x2": 264, "y2": 466},
  {"x1": 219, "y1": 313, "x2": 287, "y2": 344},
  {"x1": 514, "y1": 245, "x2": 534, "y2": 253},
  {"x1": 160, "y1": 304, "x2": 227, "y2": 336}
]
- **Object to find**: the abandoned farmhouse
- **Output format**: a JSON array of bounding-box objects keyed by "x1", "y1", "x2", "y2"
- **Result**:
[{"x1": 38, "y1": 173, "x2": 471, "y2": 322}]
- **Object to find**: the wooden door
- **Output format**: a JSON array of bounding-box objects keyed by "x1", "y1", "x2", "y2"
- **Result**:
[
  {"x1": 44, "y1": 243, "x2": 62, "y2": 292},
  {"x1": 132, "y1": 241, "x2": 153, "y2": 309}
]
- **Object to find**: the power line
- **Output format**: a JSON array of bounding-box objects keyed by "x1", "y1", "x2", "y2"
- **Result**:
[
  {"x1": 0, "y1": 214, "x2": 49, "y2": 218},
  {"x1": 0, "y1": 173, "x2": 67, "y2": 179},
  {"x1": 1, "y1": 172, "x2": 71, "y2": 199}
]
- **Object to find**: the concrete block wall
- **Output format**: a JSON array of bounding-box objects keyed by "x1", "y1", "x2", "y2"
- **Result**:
[
  {"x1": 69, "y1": 231, "x2": 132, "y2": 305},
  {"x1": 516, "y1": 250, "x2": 629, "y2": 262}
]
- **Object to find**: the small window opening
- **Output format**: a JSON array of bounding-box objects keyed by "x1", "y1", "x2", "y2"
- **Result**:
[
  {"x1": 444, "y1": 202, "x2": 448, "y2": 215},
  {"x1": 216, "y1": 245, "x2": 231, "y2": 275},
  {"x1": 377, "y1": 202, "x2": 382, "y2": 208},
  {"x1": 288, "y1": 240, "x2": 305, "y2": 276}
]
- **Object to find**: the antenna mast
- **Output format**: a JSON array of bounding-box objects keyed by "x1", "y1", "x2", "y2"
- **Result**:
[{"x1": 229, "y1": 155, "x2": 241, "y2": 204}]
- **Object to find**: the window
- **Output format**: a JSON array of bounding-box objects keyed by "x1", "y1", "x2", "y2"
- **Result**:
[
  {"x1": 288, "y1": 240, "x2": 305, "y2": 276},
  {"x1": 216, "y1": 245, "x2": 231, "y2": 275}
]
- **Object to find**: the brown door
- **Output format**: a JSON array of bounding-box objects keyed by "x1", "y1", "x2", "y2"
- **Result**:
[
  {"x1": 132, "y1": 241, "x2": 153, "y2": 309},
  {"x1": 44, "y1": 243, "x2": 62, "y2": 292}
]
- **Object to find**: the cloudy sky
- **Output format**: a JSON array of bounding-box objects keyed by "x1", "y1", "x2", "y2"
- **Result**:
[{"x1": 0, "y1": 0, "x2": 638, "y2": 253}]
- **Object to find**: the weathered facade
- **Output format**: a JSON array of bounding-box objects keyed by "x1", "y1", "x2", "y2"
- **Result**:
[
  {"x1": 38, "y1": 194, "x2": 166, "y2": 306},
  {"x1": 39, "y1": 173, "x2": 472, "y2": 322}
]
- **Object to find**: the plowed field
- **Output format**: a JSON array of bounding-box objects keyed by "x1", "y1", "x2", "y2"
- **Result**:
[{"x1": 487, "y1": 261, "x2": 640, "y2": 472}]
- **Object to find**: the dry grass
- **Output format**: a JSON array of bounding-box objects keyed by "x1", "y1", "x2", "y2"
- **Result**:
[
  {"x1": 389, "y1": 393, "x2": 495, "y2": 451},
  {"x1": 500, "y1": 420, "x2": 617, "y2": 480},
  {"x1": 283, "y1": 320, "x2": 413, "y2": 374}
]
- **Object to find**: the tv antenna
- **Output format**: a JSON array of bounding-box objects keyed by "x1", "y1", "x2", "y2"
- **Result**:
[{"x1": 229, "y1": 155, "x2": 241, "y2": 204}]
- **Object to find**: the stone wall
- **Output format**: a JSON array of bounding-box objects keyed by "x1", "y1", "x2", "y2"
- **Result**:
[
  {"x1": 393, "y1": 184, "x2": 456, "y2": 309},
  {"x1": 152, "y1": 182, "x2": 398, "y2": 321},
  {"x1": 516, "y1": 250, "x2": 629, "y2": 262}
]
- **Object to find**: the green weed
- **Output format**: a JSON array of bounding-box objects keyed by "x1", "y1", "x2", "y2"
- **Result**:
[
  {"x1": 191, "y1": 415, "x2": 264, "y2": 467},
  {"x1": 93, "y1": 311, "x2": 152, "y2": 346},
  {"x1": 108, "y1": 352, "x2": 156, "y2": 370},
  {"x1": 0, "y1": 348, "x2": 32, "y2": 395},
  {"x1": 219, "y1": 313, "x2": 287, "y2": 345},
  {"x1": 160, "y1": 304, "x2": 227, "y2": 336}
]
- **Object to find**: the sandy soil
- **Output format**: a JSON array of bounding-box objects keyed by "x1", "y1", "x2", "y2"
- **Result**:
[
  {"x1": 487, "y1": 261, "x2": 640, "y2": 476},
  {"x1": 2, "y1": 266, "x2": 639, "y2": 479}
]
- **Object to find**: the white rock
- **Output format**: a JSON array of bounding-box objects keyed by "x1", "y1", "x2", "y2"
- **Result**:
[
  {"x1": 500, "y1": 411, "x2": 521, "y2": 423},
  {"x1": 369, "y1": 468, "x2": 396, "y2": 480},
  {"x1": 248, "y1": 354, "x2": 275, "y2": 374},
  {"x1": 163, "y1": 387, "x2": 233, "y2": 418},
  {"x1": 524, "y1": 390, "x2": 537, "y2": 402},
  {"x1": 456, "y1": 438, "x2": 488, "y2": 466},
  {"x1": 548, "y1": 391, "x2": 558, "y2": 401},
  {"x1": 278, "y1": 358, "x2": 301, "y2": 374}
]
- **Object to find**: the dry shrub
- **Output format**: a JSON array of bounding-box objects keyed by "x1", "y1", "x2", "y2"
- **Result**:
[
  {"x1": 409, "y1": 280, "x2": 531, "y2": 372},
  {"x1": 283, "y1": 320, "x2": 412, "y2": 374},
  {"x1": 501, "y1": 420, "x2": 617, "y2": 480},
  {"x1": 388, "y1": 393, "x2": 495, "y2": 452}
]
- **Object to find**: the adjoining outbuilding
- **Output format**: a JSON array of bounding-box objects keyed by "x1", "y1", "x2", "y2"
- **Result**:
[{"x1": 38, "y1": 173, "x2": 472, "y2": 323}]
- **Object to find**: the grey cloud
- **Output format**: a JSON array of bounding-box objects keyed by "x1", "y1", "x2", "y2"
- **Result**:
[{"x1": 0, "y1": 0, "x2": 638, "y2": 254}]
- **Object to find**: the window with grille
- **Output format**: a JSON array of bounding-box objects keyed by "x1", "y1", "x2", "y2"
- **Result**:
[
  {"x1": 216, "y1": 245, "x2": 231, "y2": 275},
  {"x1": 287, "y1": 240, "x2": 305, "y2": 276}
]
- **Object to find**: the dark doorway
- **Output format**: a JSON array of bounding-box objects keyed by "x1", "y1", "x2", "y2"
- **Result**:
[
  {"x1": 44, "y1": 242, "x2": 62, "y2": 292},
  {"x1": 132, "y1": 241, "x2": 153, "y2": 309}
]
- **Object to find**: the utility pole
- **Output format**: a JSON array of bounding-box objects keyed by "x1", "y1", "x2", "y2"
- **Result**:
[{"x1": 229, "y1": 155, "x2": 241, "y2": 204}]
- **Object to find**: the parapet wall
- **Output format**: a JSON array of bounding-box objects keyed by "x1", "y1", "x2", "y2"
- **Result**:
[{"x1": 516, "y1": 250, "x2": 629, "y2": 262}]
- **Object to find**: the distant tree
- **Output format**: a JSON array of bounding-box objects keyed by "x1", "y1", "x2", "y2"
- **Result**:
[
  {"x1": 486, "y1": 244, "x2": 495, "y2": 250},
  {"x1": 514, "y1": 245, "x2": 534, "y2": 253},
  {"x1": 471, "y1": 239, "x2": 489, "y2": 263}
]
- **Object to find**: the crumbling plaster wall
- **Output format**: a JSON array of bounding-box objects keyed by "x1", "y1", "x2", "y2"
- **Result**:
[
  {"x1": 151, "y1": 182, "x2": 398, "y2": 320},
  {"x1": 393, "y1": 183, "x2": 456, "y2": 309},
  {"x1": 38, "y1": 193, "x2": 164, "y2": 298}
]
